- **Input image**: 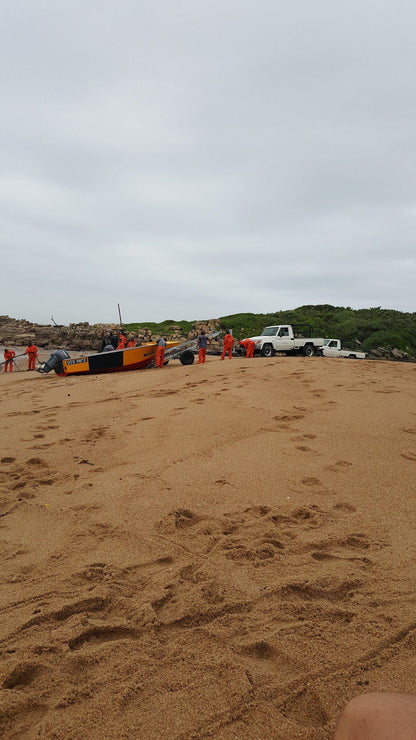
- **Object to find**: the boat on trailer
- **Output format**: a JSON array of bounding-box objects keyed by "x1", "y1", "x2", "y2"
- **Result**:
[
  {"x1": 59, "y1": 342, "x2": 180, "y2": 376},
  {"x1": 47, "y1": 331, "x2": 221, "y2": 377}
]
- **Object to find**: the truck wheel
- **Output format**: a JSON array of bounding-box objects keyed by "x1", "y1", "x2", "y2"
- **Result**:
[
  {"x1": 348, "y1": 354, "x2": 356, "y2": 359},
  {"x1": 180, "y1": 350, "x2": 194, "y2": 365},
  {"x1": 303, "y1": 344, "x2": 315, "y2": 357},
  {"x1": 261, "y1": 344, "x2": 274, "y2": 358}
]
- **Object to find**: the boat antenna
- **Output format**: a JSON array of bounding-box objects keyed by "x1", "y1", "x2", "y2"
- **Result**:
[{"x1": 117, "y1": 303, "x2": 123, "y2": 327}]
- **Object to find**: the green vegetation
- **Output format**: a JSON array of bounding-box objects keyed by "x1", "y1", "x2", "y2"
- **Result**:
[
  {"x1": 219, "y1": 306, "x2": 416, "y2": 354},
  {"x1": 125, "y1": 306, "x2": 416, "y2": 355}
]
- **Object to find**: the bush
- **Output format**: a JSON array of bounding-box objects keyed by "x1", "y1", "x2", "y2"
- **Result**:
[{"x1": 361, "y1": 331, "x2": 408, "y2": 352}]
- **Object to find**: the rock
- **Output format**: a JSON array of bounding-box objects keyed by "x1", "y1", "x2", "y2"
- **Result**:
[
  {"x1": 391, "y1": 347, "x2": 409, "y2": 360},
  {"x1": 14, "y1": 333, "x2": 36, "y2": 342}
]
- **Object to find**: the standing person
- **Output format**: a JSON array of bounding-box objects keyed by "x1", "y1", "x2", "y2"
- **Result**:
[
  {"x1": 239, "y1": 339, "x2": 255, "y2": 358},
  {"x1": 116, "y1": 331, "x2": 127, "y2": 350},
  {"x1": 108, "y1": 331, "x2": 118, "y2": 349},
  {"x1": 24, "y1": 342, "x2": 38, "y2": 370},
  {"x1": 155, "y1": 336, "x2": 166, "y2": 368},
  {"x1": 221, "y1": 331, "x2": 234, "y2": 360},
  {"x1": 100, "y1": 330, "x2": 112, "y2": 352},
  {"x1": 3, "y1": 348, "x2": 16, "y2": 372},
  {"x1": 197, "y1": 330, "x2": 210, "y2": 364}
]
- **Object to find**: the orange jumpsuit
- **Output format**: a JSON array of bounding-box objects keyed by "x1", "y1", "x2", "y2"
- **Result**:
[
  {"x1": 155, "y1": 346, "x2": 165, "y2": 367},
  {"x1": 221, "y1": 333, "x2": 234, "y2": 360},
  {"x1": 116, "y1": 333, "x2": 127, "y2": 349},
  {"x1": 127, "y1": 340, "x2": 136, "y2": 347},
  {"x1": 198, "y1": 348, "x2": 206, "y2": 364},
  {"x1": 25, "y1": 343, "x2": 38, "y2": 370},
  {"x1": 3, "y1": 349, "x2": 15, "y2": 372},
  {"x1": 240, "y1": 339, "x2": 255, "y2": 358}
]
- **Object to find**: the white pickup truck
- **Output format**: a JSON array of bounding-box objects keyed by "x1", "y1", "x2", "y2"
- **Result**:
[
  {"x1": 319, "y1": 339, "x2": 366, "y2": 359},
  {"x1": 246, "y1": 325, "x2": 325, "y2": 357}
]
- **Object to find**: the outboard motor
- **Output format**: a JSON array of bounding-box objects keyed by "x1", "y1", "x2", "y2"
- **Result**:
[{"x1": 38, "y1": 349, "x2": 70, "y2": 374}]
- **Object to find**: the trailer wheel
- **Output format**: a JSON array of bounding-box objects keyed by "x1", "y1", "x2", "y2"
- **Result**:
[
  {"x1": 54, "y1": 361, "x2": 64, "y2": 375},
  {"x1": 261, "y1": 344, "x2": 274, "y2": 358},
  {"x1": 303, "y1": 344, "x2": 315, "y2": 357},
  {"x1": 180, "y1": 350, "x2": 194, "y2": 365}
]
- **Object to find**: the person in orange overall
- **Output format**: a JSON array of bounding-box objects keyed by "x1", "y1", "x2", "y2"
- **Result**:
[
  {"x1": 239, "y1": 338, "x2": 255, "y2": 358},
  {"x1": 3, "y1": 348, "x2": 16, "y2": 372},
  {"x1": 197, "y1": 331, "x2": 210, "y2": 364},
  {"x1": 221, "y1": 331, "x2": 234, "y2": 360},
  {"x1": 116, "y1": 331, "x2": 127, "y2": 349},
  {"x1": 127, "y1": 337, "x2": 137, "y2": 347},
  {"x1": 25, "y1": 342, "x2": 38, "y2": 370},
  {"x1": 155, "y1": 337, "x2": 166, "y2": 367}
]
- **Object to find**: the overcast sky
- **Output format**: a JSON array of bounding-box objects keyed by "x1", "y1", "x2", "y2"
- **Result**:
[{"x1": 1, "y1": 0, "x2": 415, "y2": 325}]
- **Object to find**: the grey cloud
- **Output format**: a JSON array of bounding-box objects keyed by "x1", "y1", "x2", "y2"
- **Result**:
[{"x1": 1, "y1": 0, "x2": 415, "y2": 324}]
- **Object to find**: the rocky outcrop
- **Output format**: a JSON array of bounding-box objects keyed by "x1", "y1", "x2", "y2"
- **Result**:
[
  {"x1": 369, "y1": 347, "x2": 410, "y2": 361},
  {"x1": 0, "y1": 316, "x2": 221, "y2": 352}
]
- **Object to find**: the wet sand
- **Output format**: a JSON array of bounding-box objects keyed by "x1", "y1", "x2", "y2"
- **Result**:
[{"x1": 1, "y1": 356, "x2": 415, "y2": 739}]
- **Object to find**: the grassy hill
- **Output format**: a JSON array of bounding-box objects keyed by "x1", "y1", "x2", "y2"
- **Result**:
[{"x1": 125, "y1": 305, "x2": 416, "y2": 354}]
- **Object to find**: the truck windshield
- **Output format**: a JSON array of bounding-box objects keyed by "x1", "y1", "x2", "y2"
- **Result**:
[
  {"x1": 261, "y1": 327, "x2": 278, "y2": 336},
  {"x1": 323, "y1": 339, "x2": 330, "y2": 346}
]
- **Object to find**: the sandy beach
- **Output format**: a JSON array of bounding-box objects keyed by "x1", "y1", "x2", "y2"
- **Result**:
[{"x1": 0, "y1": 355, "x2": 415, "y2": 739}]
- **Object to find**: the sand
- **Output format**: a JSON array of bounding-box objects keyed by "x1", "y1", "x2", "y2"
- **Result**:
[{"x1": 0, "y1": 355, "x2": 415, "y2": 739}]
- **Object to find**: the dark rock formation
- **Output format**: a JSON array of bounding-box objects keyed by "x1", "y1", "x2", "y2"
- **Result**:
[{"x1": 0, "y1": 316, "x2": 222, "y2": 353}]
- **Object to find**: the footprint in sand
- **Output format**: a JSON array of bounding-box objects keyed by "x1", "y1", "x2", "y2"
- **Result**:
[
  {"x1": 333, "y1": 502, "x2": 356, "y2": 512},
  {"x1": 301, "y1": 477, "x2": 321, "y2": 486},
  {"x1": 157, "y1": 508, "x2": 201, "y2": 534},
  {"x1": 292, "y1": 434, "x2": 317, "y2": 443},
  {"x1": 26, "y1": 457, "x2": 48, "y2": 467},
  {"x1": 2, "y1": 662, "x2": 44, "y2": 689},
  {"x1": 274, "y1": 414, "x2": 304, "y2": 422},
  {"x1": 325, "y1": 460, "x2": 353, "y2": 472},
  {"x1": 279, "y1": 688, "x2": 328, "y2": 728},
  {"x1": 401, "y1": 451, "x2": 416, "y2": 462}
]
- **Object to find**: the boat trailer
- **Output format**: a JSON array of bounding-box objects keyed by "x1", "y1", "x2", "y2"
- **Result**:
[{"x1": 158, "y1": 331, "x2": 221, "y2": 366}]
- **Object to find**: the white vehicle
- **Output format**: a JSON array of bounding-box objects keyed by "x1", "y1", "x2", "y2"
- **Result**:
[
  {"x1": 246, "y1": 325, "x2": 325, "y2": 357},
  {"x1": 320, "y1": 339, "x2": 366, "y2": 359}
]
